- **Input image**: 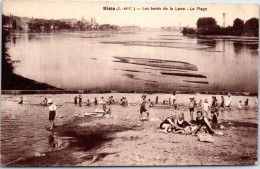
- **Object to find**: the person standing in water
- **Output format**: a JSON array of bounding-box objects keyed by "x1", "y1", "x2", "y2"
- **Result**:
[
  {"x1": 43, "y1": 98, "x2": 48, "y2": 106},
  {"x1": 225, "y1": 94, "x2": 232, "y2": 109},
  {"x1": 202, "y1": 99, "x2": 210, "y2": 120},
  {"x1": 74, "y1": 96, "x2": 78, "y2": 105},
  {"x1": 189, "y1": 96, "x2": 196, "y2": 122},
  {"x1": 140, "y1": 94, "x2": 149, "y2": 121},
  {"x1": 19, "y1": 97, "x2": 23, "y2": 104},
  {"x1": 219, "y1": 96, "x2": 225, "y2": 109},
  {"x1": 78, "y1": 95, "x2": 82, "y2": 107},
  {"x1": 170, "y1": 93, "x2": 176, "y2": 106},
  {"x1": 155, "y1": 96, "x2": 159, "y2": 104},
  {"x1": 94, "y1": 98, "x2": 98, "y2": 105},
  {"x1": 48, "y1": 99, "x2": 58, "y2": 130}
]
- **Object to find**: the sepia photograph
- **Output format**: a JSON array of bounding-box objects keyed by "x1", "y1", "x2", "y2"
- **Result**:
[{"x1": 1, "y1": 0, "x2": 259, "y2": 167}]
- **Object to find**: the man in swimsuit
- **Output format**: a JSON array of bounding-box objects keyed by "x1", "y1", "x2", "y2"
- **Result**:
[
  {"x1": 48, "y1": 99, "x2": 58, "y2": 130},
  {"x1": 194, "y1": 111, "x2": 215, "y2": 134}
]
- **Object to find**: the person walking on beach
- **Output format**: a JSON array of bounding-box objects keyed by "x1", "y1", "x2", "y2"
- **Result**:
[
  {"x1": 19, "y1": 97, "x2": 23, "y2": 104},
  {"x1": 189, "y1": 96, "x2": 196, "y2": 122},
  {"x1": 100, "y1": 97, "x2": 107, "y2": 112},
  {"x1": 74, "y1": 96, "x2": 78, "y2": 105},
  {"x1": 170, "y1": 93, "x2": 176, "y2": 107},
  {"x1": 225, "y1": 94, "x2": 232, "y2": 109},
  {"x1": 140, "y1": 94, "x2": 149, "y2": 121},
  {"x1": 202, "y1": 99, "x2": 210, "y2": 120},
  {"x1": 48, "y1": 99, "x2": 58, "y2": 130},
  {"x1": 79, "y1": 95, "x2": 82, "y2": 107}
]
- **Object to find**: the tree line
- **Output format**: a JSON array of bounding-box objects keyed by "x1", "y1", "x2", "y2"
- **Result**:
[
  {"x1": 182, "y1": 17, "x2": 259, "y2": 36},
  {"x1": 2, "y1": 14, "x2": 118, "y2": 32}
]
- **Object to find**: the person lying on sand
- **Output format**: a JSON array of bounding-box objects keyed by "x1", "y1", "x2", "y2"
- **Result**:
[{"x1": 158, "y1": 114, "x2": 177, "y2": 134}]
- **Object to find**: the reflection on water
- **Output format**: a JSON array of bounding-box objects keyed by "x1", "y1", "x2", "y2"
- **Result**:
[
  {"x1": 49, "y1": 132, "x2": 61, "y2": 149},
  {"x1": 7, "y1": 31, "x2": 259, "y2": 93}
]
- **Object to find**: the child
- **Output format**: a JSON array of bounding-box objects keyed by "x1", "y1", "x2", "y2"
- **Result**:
[
  {"x1": 86, "y1": 99, "x2": 91, "y2": 106},
  {"x1": 19, "y1": 97, "x2": 23, "y2": 104},
  {"x1": 140, "y1": 94, "x2": 149, "y2": 121},
  {"x1": 238, "y1": 100, "x2": 243, "y2": 110}
]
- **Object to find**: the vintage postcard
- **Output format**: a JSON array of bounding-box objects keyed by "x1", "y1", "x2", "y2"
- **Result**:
[{"x1": 1, "y1": 0, "x2": 259, "y2": 167}]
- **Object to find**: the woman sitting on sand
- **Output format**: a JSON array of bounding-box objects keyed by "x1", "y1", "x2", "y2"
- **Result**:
[
  {"x1": 158, "y1": 114, "x2": 177, "y2": 134},
  {"x1": 174, "y1": 113, "x2": 193, "y2": 133}
]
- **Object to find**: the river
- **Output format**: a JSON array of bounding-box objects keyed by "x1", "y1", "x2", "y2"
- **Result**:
[{"x1": 7, "y1": 30, "x2": 259, "y2": 92}]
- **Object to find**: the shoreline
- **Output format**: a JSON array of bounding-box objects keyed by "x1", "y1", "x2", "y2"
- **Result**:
[{"x1": 2, "y1": 90, "x2": 258, "y2": 96}]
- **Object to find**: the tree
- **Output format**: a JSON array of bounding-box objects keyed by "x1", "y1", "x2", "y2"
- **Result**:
[
  {"x1": 233, "y1": 18, "x2": 244, "y2": 36},
  {"x1": 244, "y1": 18, "x2": 259, "y2": 36},
  {"x1": 196, "y1": 17, "x2": 217, "y2": 29},
  {"x1": 12, "y1": 19, "x2": 16, "y2": 30},
  {"x1": 233, "y1": 18, "x2": 244, "y2": 30},
  {"x1": 245, "y1": 18, "x2": 259, "y2": 30},
  {"x1": 196, "y1": 17, "x2": 218, "y2": 35}
]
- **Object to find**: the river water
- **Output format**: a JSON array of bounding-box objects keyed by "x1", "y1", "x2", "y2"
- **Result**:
[{"x1": 7, "y1": 30, "x2": 259, "y2": 93}]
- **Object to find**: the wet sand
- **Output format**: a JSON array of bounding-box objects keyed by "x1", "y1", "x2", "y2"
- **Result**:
[{"x1": 1, "y1": 93, "x2": 258, "y2": 166}]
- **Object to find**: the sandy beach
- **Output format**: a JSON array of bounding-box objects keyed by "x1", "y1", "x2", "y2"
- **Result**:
[{"x1": 1, "y1": 93, "x2": 258, "y2": 166}]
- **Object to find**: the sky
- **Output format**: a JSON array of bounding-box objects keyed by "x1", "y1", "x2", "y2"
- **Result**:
[{"x1": 2, "y1": 0, "x2": 259, "y2": 28}]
